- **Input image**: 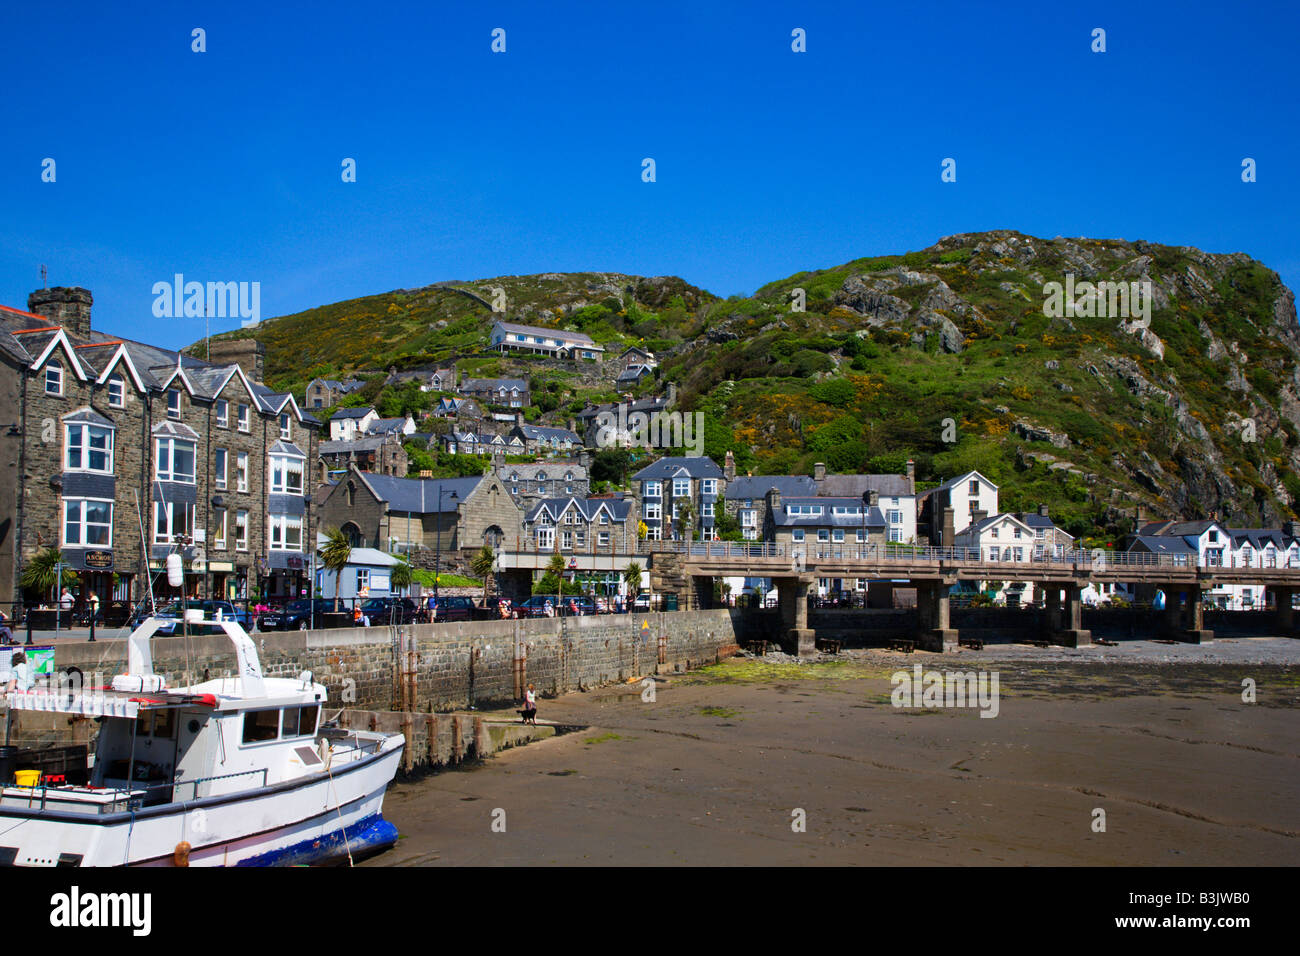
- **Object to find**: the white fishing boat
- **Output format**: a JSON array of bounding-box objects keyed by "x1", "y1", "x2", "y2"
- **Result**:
[{"x1": 0, "y1": 613, "x2": 403, "y2": 867}]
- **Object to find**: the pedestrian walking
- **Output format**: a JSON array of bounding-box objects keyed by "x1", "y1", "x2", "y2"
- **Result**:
[{"x1": 520, "y1": 682, "x2": 538, "y2": 725}]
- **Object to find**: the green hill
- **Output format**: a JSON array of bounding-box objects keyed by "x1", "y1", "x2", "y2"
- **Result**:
[{"x1": 194, "y1": 231, "x2": 1300, "y2": 543}]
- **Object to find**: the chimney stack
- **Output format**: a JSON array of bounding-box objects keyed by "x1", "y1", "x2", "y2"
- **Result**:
[
  {"x1": 814, "y1": 462, "x2": 826, "y2": 483},
  {"x1": 28, "y1": 286, "x2": 92, "y2": 339},
  {"x1": 207, "y1": 339, "x2": 266, "y2": 383},
  {"x1": 767, "y1": 486, "x2": 782, "y2": 515},
  {"x1": 568, "y1": 417, "x2": 576, "y2": 433},
  {"x1": 1038, "y1": 503, "x2": 1049, "y2": 517},
  {"x1": 724, "y1": 450, "x2": 736, "y2": 481},
  {"x1": 1134, "y1": 504, "x2": 1147, "y2": 532},
  {"x1": 971, "y1": 508, "x2": 988, "y2": 527},
  {"x1": 1284, "y1": 520, "x2": 1298, "y2": 539},
  {"x1": 665, "y1": 382, "x2": 677, "y2": 406},
  {"x1": 942, "y1": 506, "x2": 955, "y2": 548},
  {"x1": 905, "y1": 458, "x2": 915, "y2": 493},
  {"x1": 867, "y1": 489, "x2": 879, "y2": 509},
  {"x1": 515, "y1": 411, "x2": 524, "y2": 426}
]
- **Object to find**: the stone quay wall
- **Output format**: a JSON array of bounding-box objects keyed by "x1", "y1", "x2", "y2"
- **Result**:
[{"x1": 48, "y1": 609, "x2": 741, "y2": 712}]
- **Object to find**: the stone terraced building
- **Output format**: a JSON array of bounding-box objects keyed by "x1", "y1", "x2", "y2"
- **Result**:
[{"x1": 0, "y1": 286, "x2": 321, "y2": 608}]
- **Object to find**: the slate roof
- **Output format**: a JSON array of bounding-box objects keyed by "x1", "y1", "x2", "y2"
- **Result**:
[
  {"x1": 1128, "y1": 535, "x2": 1198, "y2": 555},
  {"x1": 359, "y1": 474, "x2": 484, "y2": 513},
  {"x1": 526, "y1": 496, "x2": 633, "y2": 524},
  {"x1": 772, "y1": 497, "x2": 887, "y2": 528},
  {"x1": 724, "y1": 475, "x2": 817, "y2": 500},
  {"x1": 500, "y1": 462, "x2": 588, "y2": 481},
  {"x1": 331, "y1": 407, "x2": 375, "y2": 421},
  {"x1": 816, "y1": 474, "x2": 913, "y2": 498},
  {"x1": 493, "y1": 321, "x2": 600, "y2": 348},
  {"x1": 632, "y1": 456, "x2": 725, "y2": 480},
  {"x1": 319, "y1": 436, "x2": 392, "y2": 455},
  {"x1": 937, "y1": 470, "x2": 998, "y2": 492},
  {"x1": 515, "y1": 424, "x2": 580, "y2": 443},
  {"x1": 461, "y1": 378, "x2": 528, "y2": 393}
]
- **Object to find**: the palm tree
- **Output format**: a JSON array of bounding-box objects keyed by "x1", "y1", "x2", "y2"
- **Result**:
[
  {"x1": 623, "y1": 560, "x2": 643, "y2": 606},
  {"x1": 546, "y1": 550, "x2": 567, "y2": 612},
  {"x1": 20, "y1": 547, "x2": 76, "y2": 601},
  {"x1": 471, "y1": 544, "x2": 495, "y2": 605},
  {"x1": 390, "y1": 554, "x2": 414, "y2": 596},
  {"x1": 320, "y1": 527, "x2": 352, "y2": 611}
]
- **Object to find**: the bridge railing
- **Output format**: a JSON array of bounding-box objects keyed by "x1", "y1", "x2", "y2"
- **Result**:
[{"x1": 499, "y1": 541, "x2": 1300, "y2": 572}]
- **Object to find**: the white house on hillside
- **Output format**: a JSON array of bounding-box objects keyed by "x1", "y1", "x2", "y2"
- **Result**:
[
  {"x1": 488, "y1": 321, "x2": 605, "y2": 361},
  {"x1": 329, "y1": 406, "x2": 379, "y2": 441}
]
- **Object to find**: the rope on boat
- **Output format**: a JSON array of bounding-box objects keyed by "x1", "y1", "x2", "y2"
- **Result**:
[{"x1": 324, "y1": 746, "x2": 354, "y2": 868}]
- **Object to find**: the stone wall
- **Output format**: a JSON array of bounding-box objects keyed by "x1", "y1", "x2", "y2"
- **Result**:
[{"x1": 48, "y1": 609, "x2": 741, "y2": 712}]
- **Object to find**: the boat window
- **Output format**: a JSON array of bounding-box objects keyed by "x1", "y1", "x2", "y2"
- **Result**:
[
  {"x1": 242, "y1": 709, "x2": 280, "y2": 743},
  {"x1": 152, "y1": 709, "x2": 176, "y2": 739},
  {"x1": 281, "y1": 704, "x2": 320, "y2": 738}
]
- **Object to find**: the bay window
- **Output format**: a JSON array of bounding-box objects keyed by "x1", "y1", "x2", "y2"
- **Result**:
[
  {"x1": 63, "y1": 499, "x2": 113, "y2": 547},
  {"x1": 154, "y1": 500, "x2": 195, "y2": 544},
  {"x1": 269, "y1": 514, "x2": 303, "y2": 551},
  {"x1": 66, "y1": 423, "x2": 114, "y2": 474},
  {"x1": 155, "y1": 437, "x2": 196, "y2": 483},
  {"x1": 270, "y1": 455, "x2": 304, "y2": 495}
]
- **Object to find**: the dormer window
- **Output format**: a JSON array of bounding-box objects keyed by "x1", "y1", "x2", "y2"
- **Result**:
[
  {"x1": 167, "y1": 389, "x2": 181, "y2": 419},
  {"x1": 279, "y1": 413, "x2": 291, "y2": 440},
  {"x1": 107, "y1": 374, "x2": 125, "y2": 408},
  {"x1": 45, "y1": 362, "x2": 63, "y2": 395}
]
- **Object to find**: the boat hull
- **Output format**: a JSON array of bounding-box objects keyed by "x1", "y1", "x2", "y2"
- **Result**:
[{"x1": 0, "y1": 742, "x2": 403, "y2": 868}]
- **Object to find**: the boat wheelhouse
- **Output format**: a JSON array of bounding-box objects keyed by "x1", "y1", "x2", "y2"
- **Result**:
[{"x1": 0, "y1": 614, "x2": 403, "y2": 867}]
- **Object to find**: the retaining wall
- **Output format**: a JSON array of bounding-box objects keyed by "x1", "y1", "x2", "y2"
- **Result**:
[{"x1": 46, "y1": 609, "x2": 741, "y2": 712}]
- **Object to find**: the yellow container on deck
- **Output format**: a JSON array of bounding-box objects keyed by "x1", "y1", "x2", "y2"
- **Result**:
[{"x1": 13, "y1": 770, "x2": 41, "y2": 787}]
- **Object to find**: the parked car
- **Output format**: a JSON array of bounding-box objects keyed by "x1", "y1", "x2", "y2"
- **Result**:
[
  {"x1": 514, "y1": 595, "x2": 556, "y2": 618},
  {"x1": 148, "y1": 600, "x2": 253, "y2": 635},
  {"x1": 561, "y1": 596, "x2": 599, "y2": 616},
  {"x1": 257, "y1": 599, "x2": 336, "y2": 631},
  {"x1": 360, "y1": 597, "x2": 421, "y2": 625},
  {"x1": 473, "y1": 596, "x2": 513, "y2": 620},
  {"x1": 427, "y1": 596, "x2": 475, "y2": 622},
  {"x1": 631, "y1": 593, "x2": 651, "y2": 612}
]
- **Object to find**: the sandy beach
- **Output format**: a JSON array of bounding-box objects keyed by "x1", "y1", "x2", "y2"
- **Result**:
[{"x1": 368, "y1": 637, "x2": 1300, "y2": 866}]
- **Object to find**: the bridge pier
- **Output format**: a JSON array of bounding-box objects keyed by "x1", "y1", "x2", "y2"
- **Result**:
[
  {"x1": 777, "y1": 575, "x2": 816, "y2": 657},
  {"x1": 915, "y1": 580, "x2": 957, "y2": 652},
  {"x1": 1043, "y1": 586, "x2": 1061, "y2": 633},
  {"x1": 1052, "y1": 583, "x2": 1091, "y2": 647},
  {"x1": 1161, "y1": 586, "x2": 1212, "y2": 643},
  {"x1": 1271, "y1": 586, "x2": 1295, "y2": 636}
]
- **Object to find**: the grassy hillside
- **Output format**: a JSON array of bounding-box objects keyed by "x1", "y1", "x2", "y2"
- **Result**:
[{"x1": 193, "y1": 231, "x2": 1300, "y2": 542}]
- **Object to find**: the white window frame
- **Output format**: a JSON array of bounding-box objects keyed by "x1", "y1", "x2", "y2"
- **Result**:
[
  {"x1": 356, "y1": 568, "x2": 370, "y2": 591},
  {"x1": 701, "y1": 479, "x2": 717, "y2": 496},
  {"x1": 155, "y1": 437, "x2": 197, "y2": 484},
  {"x1": 107, "y1": 375, "x2": 125, "y2": 408},
  {"x1": 237, "y1": 404, "x2": 251, "y2": 432},
  {"x1": 269, "y1": 454, "x2": 305, "y2": 495},
  {"x1": 216, "y1": 400, "x2": 229, "y2": 428},
  {"x1": 153, "y1": 500, "x2": 195, "y2": 545},
  {"x1": 644, "y1": 481, "x2": 662, "y2": 498},
  {"x1": 214, "y1": 447, "x2": 228, "y2": 490},
  {"x1": 237, "y1": 452, "x2": 249, "y2": 492},
  {"x1": 214, "y1": 509, "x2": 228, "y2": 550},
  {"x1": 63, "y1": 498, "x2": 113, "y2": 548},
  {"x1": 644, "y1": 504, "x2": 662, "y2": 521},
  {"x1": 792, "y1": 529, "x2": 805, "y2": 542},
  {"x1": 672, "y1": 478, "x2": 690, "y2": 498},
  {"x1": 236, "y1": 510, "x2": 249, "y2": 551},
  {"x1": 65, "y1": 423, "x2": 115, "y2": 474},
  {"x1": 268, "y1": 514, "x2": 303, "y2": 551},
  {"x1": 279, "y1": 413, "x2": 291, "y2": 440},
  {"x1": 167, "y1": 389, "x2": 181, "y2": 419},
  {"x1": 45, "y1": 363, "x2": 63, "y2": 395}
]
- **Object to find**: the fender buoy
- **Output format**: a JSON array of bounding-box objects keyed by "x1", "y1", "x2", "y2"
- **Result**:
[{"x1": 174, "y1": 841, "x2": 191, "y2": 867}]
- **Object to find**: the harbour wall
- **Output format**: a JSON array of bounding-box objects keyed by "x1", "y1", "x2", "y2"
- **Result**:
[{"x1": 43, "y1": 609, "x2": 742, "y2": 713}]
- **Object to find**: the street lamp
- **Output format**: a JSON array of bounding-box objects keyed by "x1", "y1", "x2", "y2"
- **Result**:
[{"x1": 434, "y1": 487, "x2": 459, "y2": 605}]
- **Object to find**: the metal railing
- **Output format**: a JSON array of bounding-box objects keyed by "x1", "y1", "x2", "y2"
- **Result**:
[{"x1": 8, "y1": 766, "x2": 270, "y2": 814}]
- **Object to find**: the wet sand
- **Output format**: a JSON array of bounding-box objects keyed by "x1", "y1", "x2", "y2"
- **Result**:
[{"x1": 368, "y1": 639, "x2": 1300, "y2": 866}]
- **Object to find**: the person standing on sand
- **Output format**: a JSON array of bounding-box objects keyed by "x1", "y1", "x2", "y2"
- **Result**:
[{"x1": 522, "y1": 683, "x2": 538, "y2": 725}]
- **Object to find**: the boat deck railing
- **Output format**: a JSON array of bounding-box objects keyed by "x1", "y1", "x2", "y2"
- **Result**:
[{"x1": 3, "y1": 767, "x2": 270, "y2": 815}]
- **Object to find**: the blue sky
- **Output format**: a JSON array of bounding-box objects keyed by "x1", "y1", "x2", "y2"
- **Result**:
[{"x1": 1, "y1": 0, "x2": 1296, "y2": 349}]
